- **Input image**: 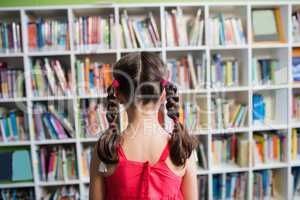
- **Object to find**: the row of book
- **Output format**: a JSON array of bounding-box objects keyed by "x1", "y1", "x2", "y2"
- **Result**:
[
  {"x1": 28, "y1": 18, "x2": 69, "y2": 51},
  {"x1": 198, "y1": 176, "x2": 208, "y2": 200},
  {"x1": 0, "y1": 62, "x2": 25, "y2": 98},
  {"x1": 0, "y1": 188, "x2": 34, "y2": 200},
  {"x1": 167, "y1": 53, "x2": 207, "y2": 90},
  {"x1": 31, "y1": 58, "x2": 73, "y2": 97},
  {"x1": 120, "y1": 10, "x2": 161, "y2": 49},
  {"x1": 252, "y1": 57, "x2": 284, "y2": 86},
  {"x1": 211, "y1": 98, "x2": 248, "y2": 129},
  {"x1": 211, "y1": 53, "x2": 239, "y2": 88},
  {"x1": 208, "y1": 14, "x2": 246, "y2": 46},
  {"x1": 0, "y1": 108, "x2": 29, "y2": 142},
  {"x1": 165, "y1": 8, "x2": 204, "y2": 47},
  {"x1": 41, "y1": 186, "x2": 79, "y2": 200},
  {"x1": 252, "y1": 93, "x2": 274, "y2": 125},
  {"x1": 0, "y1": 21, "x2": 22, "y2": 53},
  {"x1": 74, "y1": 15, "x2": 115, "y2": 50},
  {"x1": 292, "y1": 129, "x2": 300, "y2": 161},
  {"x1": 292, "y1": 10, "x2": 300, "y2": 43},
  {"x1": 293, "y1": 48, "x2": 300, "y2": 83},
  {"x1": 213, "y1": 173, "x2": 248, "y2": 200},
  {"x1": 33, "y1": 103, "x2": 75, "y2": 141},
  {"x1": 211, "y1": 134, "x2": 249, "y2": 168},
  {"x1": 0, "y1": 149, "x2": 33, "y2": 183},
  {"x1": 293, "y1": 167, "x2": 300, "y2": 198},
  {"x1": 78, "y1": 99, "x2": 108, "y2": 138},
  {"x1": 76, "y1": 58, "x2": 112, "y2": 96},
  {"x1": 38, "y1": 145, "x2": 78, "y2": 182},
  {"x1": 195, "y1": 142, "x2": 208, "y2": 169},
  {"x1": 253, "y1": 169, "x2": 279, "y2": 199},
  {"x1": 293, "y1": 94, "x2": 300, "y2": 120},
  {"x1": 81, "y1": 146, "x2": 93, "y2": 178},
  {"x1": 253, "y1": 132, "x2": 287, "y2": 165}
]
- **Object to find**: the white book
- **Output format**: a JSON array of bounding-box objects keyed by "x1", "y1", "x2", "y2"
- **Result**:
[
  {"x1": 187, "y1": 54, "x2": 197, "y2": 88},
  {"x1": 231, "y1": 18, "x2": 241, "y2": 45},
  {"x1": 165, "y1": 11, "x2": 174, "y2": 47},
  {"x1": 198, "y1": 20, "x2": 204, "y2": 46},
  {"x1": 128, "y1": 19, "x2": 138, "y2": 48},
  {"x1": 121, "y1": 11, "x2": 132, "y2": 48},
  {"x1": 132, "y1": 21, "x2": 144, "y2": 48}
]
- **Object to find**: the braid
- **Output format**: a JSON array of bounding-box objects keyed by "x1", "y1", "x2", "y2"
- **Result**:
[
  {"x1": 96, "y1": 85, "x2": 121, "y2": 164},
  {"x1": 164, "y1": 82, "x2": 198, "y2": 166}
]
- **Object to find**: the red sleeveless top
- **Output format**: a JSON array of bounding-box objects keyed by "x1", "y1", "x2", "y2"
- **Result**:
[{"x1": 104, "y1": 142, "x2": 183, "y2": 200}]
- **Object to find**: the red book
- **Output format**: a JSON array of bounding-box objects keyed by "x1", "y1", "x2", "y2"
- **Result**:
[
  {"x1": 171, "y1": 11, "x2": 179, "y2": 46},
  {"x1": 28, "y1": 23, "x2": 37, "y2": 49}
]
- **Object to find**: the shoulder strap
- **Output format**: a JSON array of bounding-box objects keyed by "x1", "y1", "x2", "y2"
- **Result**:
[
  {"x1": 117, "y1": 145, "x2": 127, "y2": 161},
  {"x1": 159, "y1": 142, "x2": 170, "y2": 162}
]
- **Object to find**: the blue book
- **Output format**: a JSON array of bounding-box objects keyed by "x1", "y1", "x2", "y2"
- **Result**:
[
  {"x1": 293, "y1": 57, "x2": 300, "y2": 65},
  {"x1": 42, "y1": 113, "x2": 58, "y2": 139},
  {"x1": 253, "y1": 94, "x2": 265, "y2": 122},
  {"x1": 0, "y1": 152, "x2": 12, "y2": 181},
  {"x1": 12, "y1": 150, "x2": 33, "y2": 181},
  {"x1": 9, "y1": 111, "x2": 18, "y2": 140},
  {"x1": 213, "y1": 54, "x2": 222, "y2": 84},
  {"x1": 225, "y1": 175, "x2": 231, "y2": 198},
  {"x1": 219, "y1": 14, "x2": 225, "y2": 45},
  {"x1": 36, "y1": 18, "x2": 44, "y2": 49}
]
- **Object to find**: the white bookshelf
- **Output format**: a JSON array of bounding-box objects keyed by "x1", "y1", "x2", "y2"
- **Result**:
[{"x1": 0, "y1": 1, "x2": 300, "y2": 199}]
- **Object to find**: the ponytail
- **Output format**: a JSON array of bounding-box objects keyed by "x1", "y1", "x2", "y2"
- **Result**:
[
  {"x1": 163, "y1": 81, "x2": 198, "y2": 166},
  {"x1": 96, "y1": 81, "x2": 121, "y2": 164}
]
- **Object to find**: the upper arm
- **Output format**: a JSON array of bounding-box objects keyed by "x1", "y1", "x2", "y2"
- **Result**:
[
  {"x1": 89, "y1": 147, "x2": 105, "y2": 200},
  {"x1": 180, "y1": 157, "x2": 198, "y2": 200}
]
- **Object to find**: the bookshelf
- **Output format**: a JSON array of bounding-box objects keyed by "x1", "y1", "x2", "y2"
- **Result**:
[{"x1": 0, "y1": 1, "x2": 299, "y2": 199}]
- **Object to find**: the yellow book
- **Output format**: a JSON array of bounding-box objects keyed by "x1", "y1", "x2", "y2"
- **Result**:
[
  {"x1": 179, "y1": 104, "x2": 184, "y2": 125},
  {"x1": 84, "y1": 57, "x2": 90, "y2": 94},
  {"x1": 274, "y1": 7, "x2": 286, "y2": 43},
  {"x1": 226, "y1": 60, "x2": 233, "y2": 86},
  {"x1": 229, "y1": 104, "x2": 241, "y2": 126},
  {"x1": 292, "y1": 129, "x2": 298, "y2": 160},
  {"x1": 82, "y1": 153, "x2": 87, "y2": 177}
]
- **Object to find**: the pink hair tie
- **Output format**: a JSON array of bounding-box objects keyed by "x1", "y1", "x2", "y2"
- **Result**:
[
  {"x1": 161, "y1": 79, "x2": 168, "y2": 87},
  {"x1": 174, "y1": 117, "x2": 179, "y2": 124},
  {"x1": 112, "y1": 79, "x2": 120, "y2": 89}
]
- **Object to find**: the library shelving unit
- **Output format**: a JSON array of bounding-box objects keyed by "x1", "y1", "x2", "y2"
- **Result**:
[{"x1": 0, "y1": 1, "x2": 300, "y2": 199}]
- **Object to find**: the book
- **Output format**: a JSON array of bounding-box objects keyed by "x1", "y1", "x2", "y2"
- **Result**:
[
  {"x1": 79, "y1": 99, "x2": 108, "y2": 138},
  {"x1": 211, "y1": 53, "x2": 239, "y2": 88},
  {"x1": 81, "y1": 146, "x2": 93, "y2": 178},
  {"x1": 38, "y1": 145, "x2": 78, "y2": 182},
  {"x1": 253, "y1": 169, "x2": 280, "y2": 199},
  {"x1": 212, "y1": 134, "x2": 248, "y2": 168},
  {"x1": 293, "y1": 10, "x2": 300, "y2": 42},
  {"x1": 292, "y1": 167, "x2": 300, "y2": 197},
  {"x1": 33, "y1": 103, "x2": 75, "y2": 140},
  {"x1": 167, "y1": 53, "x2": 206, "y2": 90},
  {"x1": 74, "y1": 15, "x2": 115, "y2": 50},
  {"x1": 198, "y1": 176, "x2": 208, "y2": 200},
  {"x1": 292, "y1": 129, "x2": 300, "y2": 161},
  {"x1": 0, "y1": 188, "x2": 35, "y2": 200},
  {"x1": 253, "y1": 131, "x2": 287, "y2": 166},
  {"x1": 31, "y1": 58, "x2": 73, "y2": 97},
  {"x1": 120, "y1": 10, "x2": 161, "y2": 48},
  {"x1": 165, "y1": 7, "x2": 204, "y2": 47},
  {"x1": 196, "y1": 142, "x2": 208, "y2": 169},
  {"x1": 211, "y1": 97, "x2": 248, "y2": 129},
  {"x1": 0, "y1": 62, "x2": 25, "y2": 98},
  {"x1": 76, "y1": 58, "x2": 112, "y2": 96},
  {"x1": 252, "y1": 93, "x2": 275, "y2": 125},
  {"x1": 208, "y1": 14, "x2": 246, "y2": 46},
  {"x1": 293, "y1": 48, "x2": 300, "y2": 83},
  {"x1": 41, "y1": 186, "x2": 80, "y2": 200},
  {"x1": 27, "y1": 17, "x2": 69, "y2": 51},
  {"x1": 0, "y1": 107, "x2": 29, "y2": 143},
  {"x1": 0, "y1": 21, "x2": 22, "y2": 53}
]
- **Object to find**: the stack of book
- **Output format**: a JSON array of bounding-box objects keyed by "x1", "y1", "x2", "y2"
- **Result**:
[
  {"x1": 81, "y1": 146, "x2": 93, "y2": 178},
  {"x1": 120, "y1": 10, "x2": 160, "y2": 48},
  {"x1": 212, "y1": 134, "x2": 249, "y2": 168},
  {"x1": 38, "y1": 145, "x2": 78, "y2": 182},
  {"x1": 165, "y1": 8, "x2": 204, "y2": 47},
  {"x1": 79, "y1": 99, "x2": 108, "y2": 138},
  {"x1": 292, "y1": 10, "x2": 300, "y2": 42},
  {"x1": 195, "y1": 142, "x2": 208, "y2": 169},
  {"x1": 293, "y1": 93, "x2": 300, "y2": 121},
  {"x1": 41, "y1": 186, "x2": 80, "y2": 200},
  {"x1": 198, "y1": 176, "x2": 208, "y2": 200},
  {"x1": 0, "y1": 108, "x2": 29, "y2": 142},
  {"x1": 252, "y1": 93, "x2": 274, "y2": 125},
  {"x1": 213, "y1": 173, "x2": 248, "y2": 200},
  {"x1": 28, "y1": 18, "x2": 69, "y2": 51},
  {"x1": 292, "y1": 129, "x2": 300, "y2": 161},
  {"x1": 33, "y1": 103, "x2": 75, "y2": 140},
  {"x1": 167, "y1": 53, "x2": 206, "y2": 90},
  {"x1": 31, "y1": 58, "x2": 73, "y2": 97},
  {"x1": 76, "y1": 58, "x2": 112, "y2": 96},
  {"x1": 0, "y1": 21, "x2": 22, "y2": 53},
  {"x1": 293, "y1": 48, "x2": 300, "y2": 83},
  {"x1": 74, "y1": 15, "x2": 115, "y2": 50},
  {"x1": 0, "y1": 62, "x2": 25, "y2": 98},
  {"x1": 211, "y1": 53, "x2": 239, "y2": 88},
  {"x1": 252, "y1": 57, "x2": 284, "y2": 86},
  {"x1": 211, "y1": 98, "x2": 248, "y2": 129},
  {"x1": 253, "y1": 170, "x2": 279, "y2": 199},
  {"x1": 292, "y1": 167, "x2": 300, "y2": 198},
  {"x1": 253, "y1": 131, "x2": 287, "y2": 166},
  {"x1": 0, "y1": 188, "x2": 35, "y2": 199},
  {"x1": 208, "y1": 14, "x2": 246, "y2": 46}
]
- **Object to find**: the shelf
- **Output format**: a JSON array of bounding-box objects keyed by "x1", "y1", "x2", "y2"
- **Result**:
[
  {"x1": 253, "y1": 162, "x2": 288, "y2": 170},
  {"x1": 120, "y1": 48, "x2": 162, "y2": 53},
  {"x1": 209, "y1": 45, "x2": 248, "y2": 50},
  {"x1": 252, "y1": 124, "x2": 288, "y2": 131},
  {"x1": 165, "y1": 46, "x2": 206, "y2": 51},
  {"x1": 252, "y1": 84, "x2": 289, "y2": 91},
  {"x1": 251, "y1": 43, "x2": 289, "y2": 49},
  {"x1": 0, "y1": 141, "x2": 31, "y2": 146},
  {"x1": 27, "y1": 50, "x2": 71, "y2": 57},
  {"x1": 211, "y1": 163, "x2": 249, "y2": 174},
  {"x1": 74, "y1": 48, "x2": 117, "y2": 55},
  {"x1": 210, "y1": 86, "x2": 249, "y2": 92},
  {"x1": 0, "y1": 182, "x2": 34, "y2": 189},
  {"x1": 31, "y1": 96, "x2": 74, "y2": 101},
  {"x1": 35, "y1": 139, "x2": 77, "y2": 145},
  {"x1": 38, "y1": 180, "x2": 80, "y2": 186},
  {"x1": 0, "y1": 52, "x2": 23, "y2": 57},
  {"x1": 77, "y1": 94, "x2": 107, "y2": 99},
  {"x1": 0, "y1": 97, "x2": 27, "y2": 102},
  {"x1": 210, "y1": 127, "x2": 249, "y2": 134},
  {"x1": 80, "y1": 137, "x2": 98, "y2": 143}
]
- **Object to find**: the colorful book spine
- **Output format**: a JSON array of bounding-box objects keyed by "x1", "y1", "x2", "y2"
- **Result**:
[
  {"x1": 28, "y1": 18, "x2": 69, "y2": 50},
  {"x1": 253, "y1": 169, "x2": 278, "y2": 199},
  {"x1": 253, "y1": 131, "x2": 287, "y2": 165},
  {"x1": 252, "y1": 93, "x2": 274, "y2": 125},
  {"x1": 81, "y1": 146, "x2": 93, "y2": 177},
  {"x1": 0, "y1": 21, "x2": 22, "y2": 53},
  {"x1": 76, "y1": 58, "x2": 112, "y2": 96},
  {"x1": 41, "y1": 186, "x2": 80, "y2": 200},
  {"x1": 0, "y1": 188, "x2": 35, "y2": 199}
]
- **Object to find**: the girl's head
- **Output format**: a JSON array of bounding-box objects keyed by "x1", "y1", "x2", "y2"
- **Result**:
[{"x1": 97, "y1": 52, "x2": 198, "y2": 166}]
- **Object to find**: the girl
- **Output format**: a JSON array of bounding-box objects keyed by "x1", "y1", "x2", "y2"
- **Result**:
[{"x1": 90, "y1": 52, "x2": 198, "y2": 200}]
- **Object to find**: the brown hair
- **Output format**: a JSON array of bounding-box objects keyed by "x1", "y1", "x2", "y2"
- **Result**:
[{"x1": 97, "y1": 52, "x2": 198, "y2": 166}]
